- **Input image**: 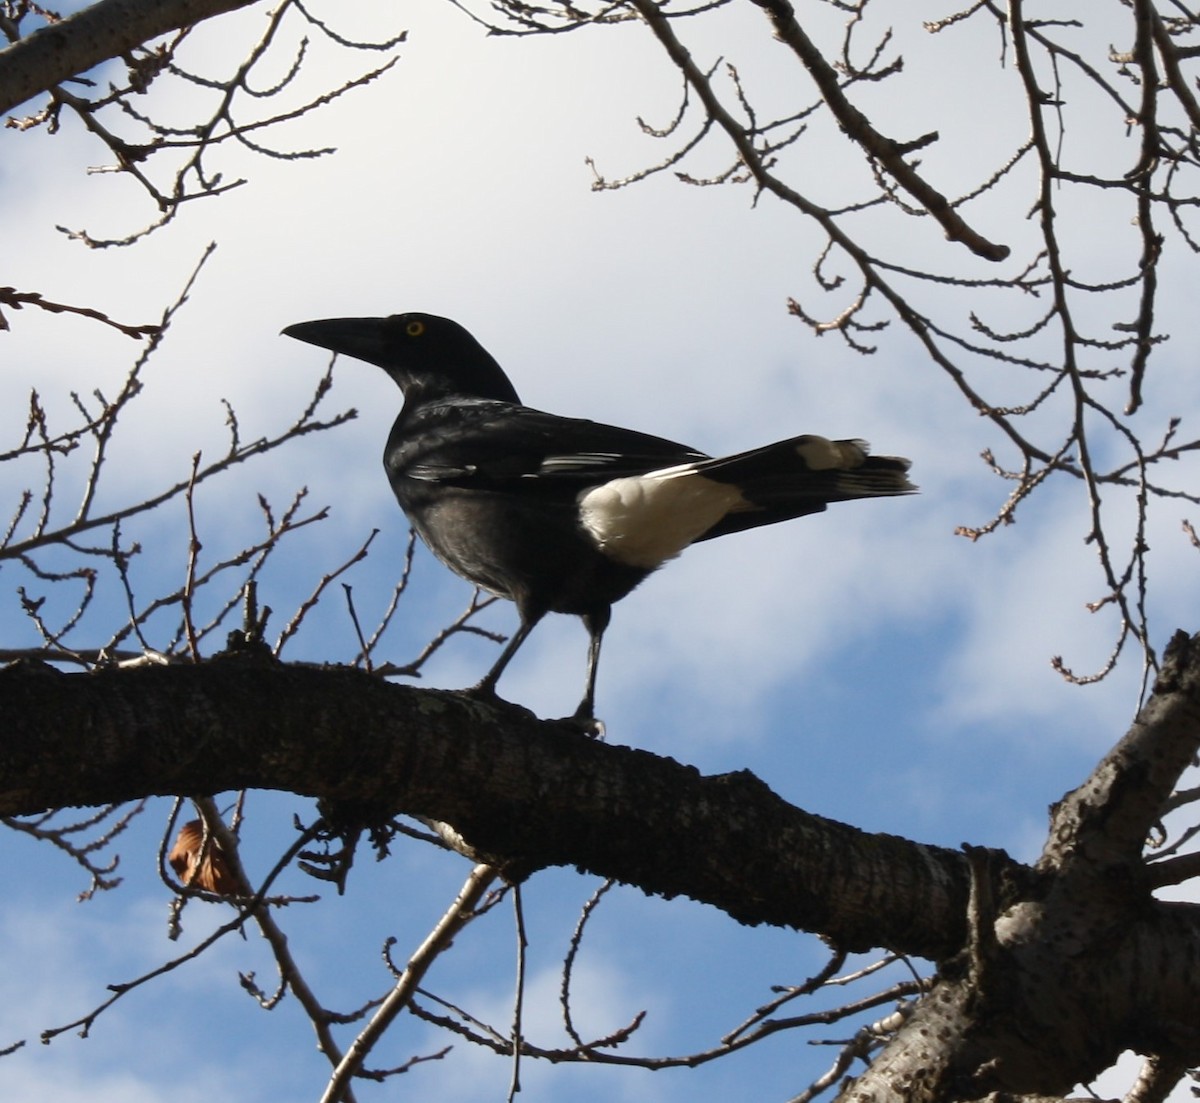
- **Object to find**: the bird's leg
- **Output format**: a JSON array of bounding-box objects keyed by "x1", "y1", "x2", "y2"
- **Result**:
[
  {"x1": 571, "y1": 608, "x2": 610, "y2": 732},
  {"x1": 472, "y1": 612, "x2": 540, "y2": 698}
]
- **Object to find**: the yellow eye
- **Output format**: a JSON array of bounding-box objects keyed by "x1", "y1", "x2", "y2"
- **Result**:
[{"x1": 406, "y1": 320, "x2": 425, "y2": 337}]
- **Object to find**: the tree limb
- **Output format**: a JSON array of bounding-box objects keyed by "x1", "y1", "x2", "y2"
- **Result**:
[
  {"x1": 0, "y1": 0, "x2": 262, "y2": 117},
  {"x1": 6, "y1": 636, "x2": 1200, "y2": 1099},
  {"x1": 840, "y1": 630, "x2": 1200, "y2": 1103},
  {"x1": 0, "y1": 651, "x2": 1004, "y2": 961}
]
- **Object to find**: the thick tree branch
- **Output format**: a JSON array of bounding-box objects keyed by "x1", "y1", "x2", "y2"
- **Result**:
[
  {"x1": 0, "y1": 0, "x2": 261, "y2": 117},
  {"x1": 841, "y1": 631, "x2": 1200, "y2": 1103},
  {"x1": 0, "y1": 651, "x2": 1007, "y2": 961},
  {"x1": 1041, "y1": 631, "x2": 1200, "y2": 872},
  {"x1": 7, "y1": 636, "x2": 1200, "y2": 1101}
]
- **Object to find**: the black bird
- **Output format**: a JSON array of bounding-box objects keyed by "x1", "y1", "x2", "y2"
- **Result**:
[{"x1": 283, "y1": 312, "x2": 915, "y2": 721}]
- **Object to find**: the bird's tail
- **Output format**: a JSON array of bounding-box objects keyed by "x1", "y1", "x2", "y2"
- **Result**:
[{"x1": 691, "y1": 435, "x2": 915, "y2": 539}]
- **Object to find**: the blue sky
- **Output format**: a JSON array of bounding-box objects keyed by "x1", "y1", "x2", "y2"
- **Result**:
[{"x1": 2, "y1": 2, "x2": 1196, "y2": 1100}]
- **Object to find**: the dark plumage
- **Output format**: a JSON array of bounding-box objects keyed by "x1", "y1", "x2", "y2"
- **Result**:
[{"x1": 283, "y1": 312, "x2": 915, "y2": 721}]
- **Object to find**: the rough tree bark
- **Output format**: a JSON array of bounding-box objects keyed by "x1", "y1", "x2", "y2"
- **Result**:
[
  {"x1": 847, "y1": 630, "x2": 1200, "y2": 1102},
  {"x1": 0, "y1": 646, "x2": 988, "y2": 959},
  {"x1": 0, "y1": 0, "x2": 261, "y2": 116},
  {"x1": 3, "y1": 632, "x2": 1200, "y2": 1099}
]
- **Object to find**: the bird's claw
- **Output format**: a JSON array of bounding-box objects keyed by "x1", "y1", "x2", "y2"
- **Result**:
[{"x1": 560, "y1": 713, "x2": 605, "y2": 740}]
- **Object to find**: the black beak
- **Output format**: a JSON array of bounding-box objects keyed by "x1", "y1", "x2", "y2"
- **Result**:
[{"x1": 282, "y1": 317, "x2": 389, "y2": 366}]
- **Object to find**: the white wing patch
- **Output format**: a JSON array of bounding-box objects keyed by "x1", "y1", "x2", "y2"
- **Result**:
[
  {"x1": 794, "y1": 436, "x2": 867, "y2": 470},
  {"x1": 578, "y1": 464, "x2": 746, "y2": 569}
]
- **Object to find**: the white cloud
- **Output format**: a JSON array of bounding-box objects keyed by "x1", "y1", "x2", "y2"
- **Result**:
[{"x1": 4, "y1": 2, "x2": 1199, "y2": 1100}]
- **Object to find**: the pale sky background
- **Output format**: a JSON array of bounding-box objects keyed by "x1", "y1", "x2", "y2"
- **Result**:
[{"x1": 2, "y1": 1, "x2": 1198, "y2": 1100}]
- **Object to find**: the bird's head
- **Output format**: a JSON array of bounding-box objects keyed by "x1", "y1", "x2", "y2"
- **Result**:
[{"x1": 282, "y1": 312, "x2": 520, "y2": 403}]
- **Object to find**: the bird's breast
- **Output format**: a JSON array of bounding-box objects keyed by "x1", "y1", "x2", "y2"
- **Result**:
[{"x1": 398, "y1": 484, "x2": 650, "y2": 617}]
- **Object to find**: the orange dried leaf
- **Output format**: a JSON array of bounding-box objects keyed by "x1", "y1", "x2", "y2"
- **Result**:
[{"x1": 168, "y1": 819, "x2": 239, "y2": 896}]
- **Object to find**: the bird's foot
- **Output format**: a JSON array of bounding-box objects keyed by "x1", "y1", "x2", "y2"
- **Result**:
[
  {"x1": 466, "y1": 677, "x2": 501, "y2": 700},
  {"x1": 464, "y1": 679, "x2": 604, "y2": 736},
  {"x1": 461, "y1": 681, "x2": 536, "y2": 719},
  {"x1": 560, "y1": 709, "x2": 605, "y2": 740}
]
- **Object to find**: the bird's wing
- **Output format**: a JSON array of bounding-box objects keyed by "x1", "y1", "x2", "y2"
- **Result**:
[{"x1": 392, "y1": 401, "x2": 709, "y2": 492}]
